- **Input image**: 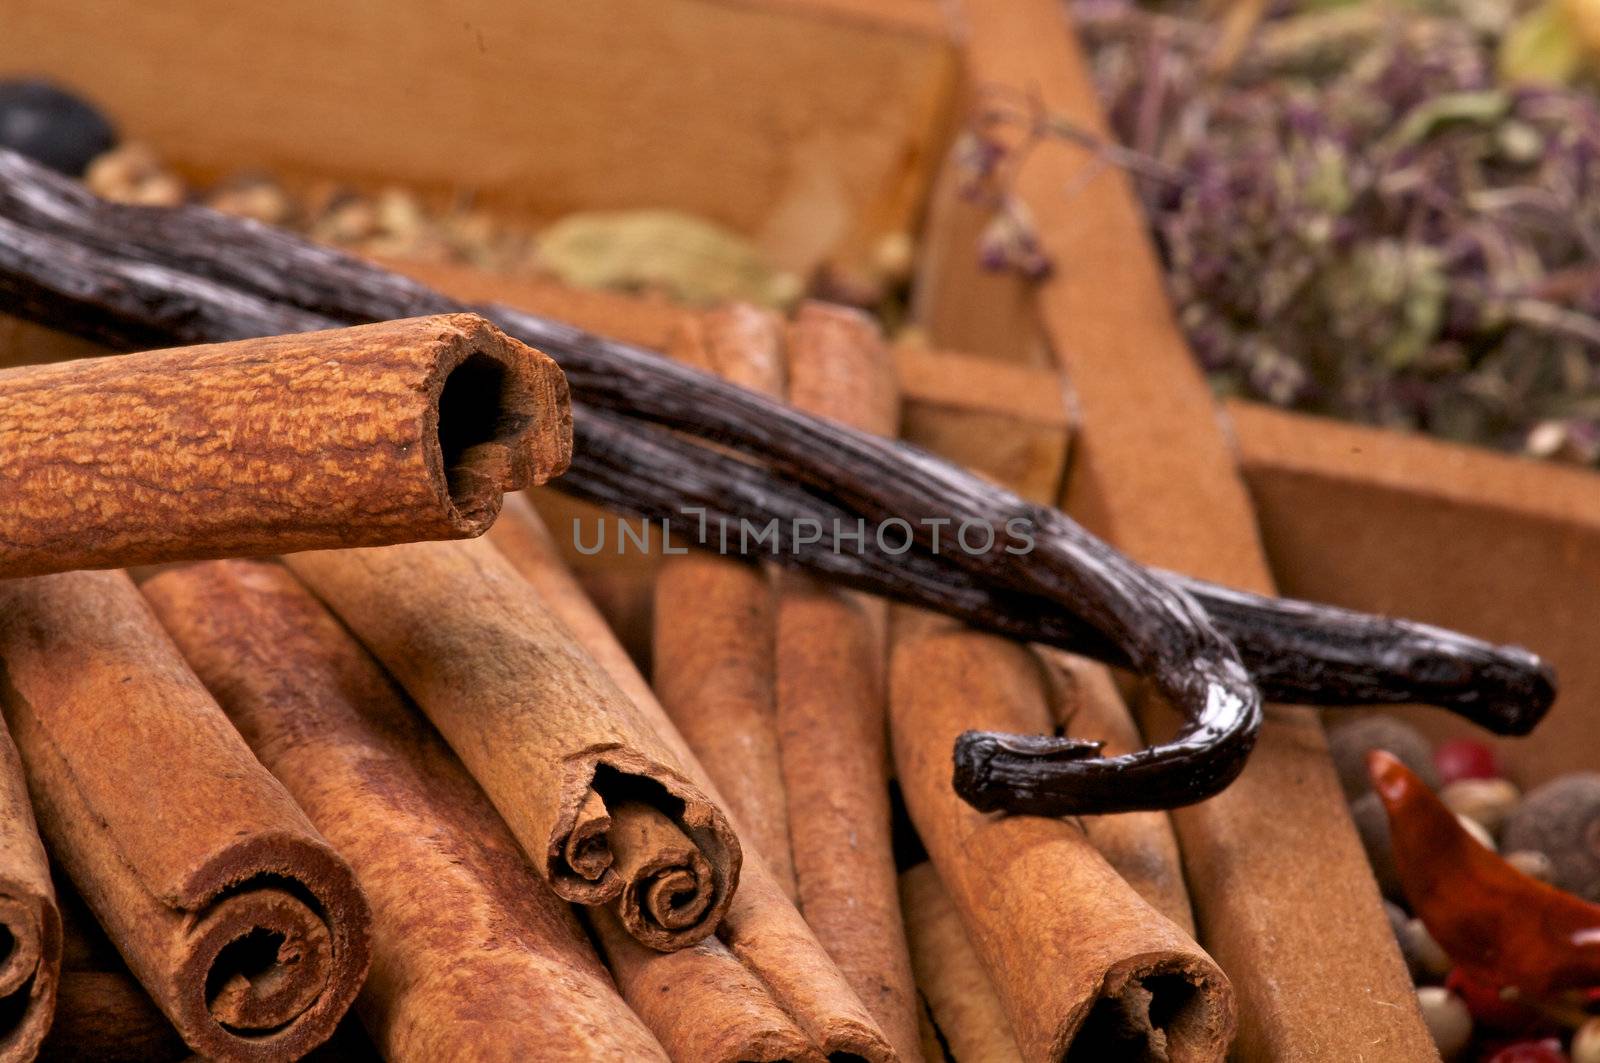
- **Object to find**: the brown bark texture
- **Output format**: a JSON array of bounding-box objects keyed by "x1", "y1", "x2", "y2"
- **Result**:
[
  {"x1": 0, "y1": 719, "x2": 60, "y2": 1063},
  {"x1": 889, "y1": 611, "x2": 1236, "y2": 1063},
  {"x1": 0, "y1": 313, "x2": 571, "y2": 578},
  {"x1": 37, "y1": 971, "x2": 187, "y2": 1063},
  {"x1": 141, "y1": 558, "x2": 670, "y2": 1062},
  {"x1": 775, "y1": 302, "x2": 923, "y2": 1063},
  {"x1": 0, "y1": 569, "x2": 371, "y2": 1062},
  {"x1": 653, "y1": 304, "x2": 797, "y2": 898},
  {"x1": 283, "y1": 537, "x2": 738, "y2": 952},
  {"x1": 587, "y1": 907, "x2": 819, "y2": 1063},
  {"x1": 899, "y1": 863, "x2": 1021, "y2": 1063},
  {"x1": 1041, "y1": 652, "x2": 1196, "y2": 935},
  {"x1": 485, "y1": 494, "x2": 894, "y2": 1061}
]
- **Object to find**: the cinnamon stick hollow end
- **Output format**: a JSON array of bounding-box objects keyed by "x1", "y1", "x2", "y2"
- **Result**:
[
  {"x1": 1050, "y1": 949, "x2": 1233, "y2": 1062},
  {"x1": 284, "y1": 539, "x2": 738, "y2": 953},
  {"x1": 0, "y1": 312, "x2": 571, "y2": 579},
  {"x1": 0, "y1": 725, "x2": 60, "y2": 1063},
  {"x1": 0, "y1": 570, "x2": 372, "y2": 1062},
  {"x1": 547, "y1": 747, "x2": 739, "y2": 953},
  {"x1": 419, "y1": 313, "x2": 572, "y2": 532},
  {"x1": 160, "y1": 832, "x2": 369, "y2": 1058}
]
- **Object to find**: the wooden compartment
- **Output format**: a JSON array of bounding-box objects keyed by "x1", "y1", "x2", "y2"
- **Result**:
[
  {"x1": 1228, "y1": 400, "x2": 1600, "y2": 787},
  {"x1": 6, "y1": 1, "x2": 1593, "y2": 1058},
  {"x1": 0, "y1": 0, "x2": 958, "y2": 280},
  {"x1": 910, "y1": 1, "x2": 1439, "y2": 1058}
]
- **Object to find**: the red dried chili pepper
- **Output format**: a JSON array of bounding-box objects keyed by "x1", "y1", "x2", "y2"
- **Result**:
[{"x1": 1370, "y1": 749, "x2": 1600, "y2": 997}]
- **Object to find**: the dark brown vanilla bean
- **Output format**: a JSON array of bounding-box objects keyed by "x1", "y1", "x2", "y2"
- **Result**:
[
  {"x1": 561, "y1": 411, "x2": 1552, "y2": 738},
  {"x1": 0, "y1": 146, "x2": 1547, "y2": 733},
  {"x1": 0, "y1": 148, "x2": 1554, "y2": 814}
]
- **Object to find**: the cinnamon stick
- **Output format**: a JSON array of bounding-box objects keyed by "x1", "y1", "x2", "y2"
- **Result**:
[
  {"x1": 1041, "y1": 652, "x2": 1196, "y2": 934},
  {"x1": 0, "y1": 720, "x2": 59, "y2": 1063},
  {"x1": 485, "y1": 494, "x2": 894, "y2": 1061},
  {"x1": 45, "y1": 883, "x2": 187, "y2": 1063},
  {"x1": 38, "y1": 971, "x2": 187, "y2": 1063},
  {"x1": 889, "y1": 611, "x2": 1236, "y2": 1061},
  {"x1": 0, "y1": 570, "x2": 371, "y2": 1062},
  {"x1": 489, "y1": 495, "x2": 820, "y2": 1061},
  {"x1": 653, "y1": 304, "x2": 796, "y2": 896},
  {"x1": 0, "y1": 154, "x2": 1555, "y2": 800},
  {"x1": 0, "y1": 313, "x2": 570, "y2": 579},
  {"x1": 283, "y1": 538, "x2": 738, "y2": 952},
  {"x1": 587, "y1": 907, "x2": 819, "y2": 1063},
  {"x1": 775, "y1": 303, "x2": 922, "y2": 1062},
  {"x1": 140, "y1": 559, "x2": 670, "y2": 1061},
  {"x1": 899, "y1": 863, "x2": 1022, "y2": 1063}
]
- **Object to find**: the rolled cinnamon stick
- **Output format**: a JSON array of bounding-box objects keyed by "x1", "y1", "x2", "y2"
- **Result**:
[
  {"x1": 653, "y1": 304, "x2": 797, "y2": 898},
  {"x1": 283, "y1": 538, "x2": 738, "y2": 952},
  {"x1": 1041, "y1": 652, "x2": 1196, "y2": 935},
  {"x1": 485, "y1": 494, "x2": 894, "y2": 1061},
  {"x1": 0, "y1": 570, "x2": 371, "y2": 1062},
  {"x1": 775, "y1": 303, "x2": 923, "y2": 1062},
  {"x1": 0, "y1": 313, "x2": 570, "y2": 579},
  {"x1": 899, "y1": 863, "x2": 1021, "y2": 1063},
  {"x1": 889, "y1": 611, "x2": 1236, "y2": 1062},
  {"x1": 587, "y1": 907, "x2": 819, "y2": 1063},
  {"x1": 38, "y1": 971, "x2": 187, "y2": 1063},
  {"x1": 0, "y1": 721, "x2": 59, "y2": 1063},
  {"x1": 140, "y1": 558, "x2": 669, "y2": 1061}
]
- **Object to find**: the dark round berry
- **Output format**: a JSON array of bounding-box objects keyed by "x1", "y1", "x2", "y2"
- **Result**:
[
  {"x1": 1350, "y1": 790, "x2": 1403, "y2": 899},
  {"x1": 0, "y1": 79, "x2": 116, "y2": 176},
  {"x1": 1502, "y1": 773, "x2": 1600, "y2": 902},
  {"x1": 1328, "y1": 716, "x2": 1439, "y2": 799}
]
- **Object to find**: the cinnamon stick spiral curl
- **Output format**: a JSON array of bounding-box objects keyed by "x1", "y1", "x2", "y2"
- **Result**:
[{"x1": 0, "y1": 570, "x2": 371, "y2": 1061}]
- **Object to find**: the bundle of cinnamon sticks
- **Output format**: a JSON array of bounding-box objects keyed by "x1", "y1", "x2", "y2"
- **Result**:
[
  {"x1": 0, "y1": 147, "x2": 1561, "y2": 1062},
  {"x1": 0, "y1": 287, "x2": 1240, "y2": 1061}
]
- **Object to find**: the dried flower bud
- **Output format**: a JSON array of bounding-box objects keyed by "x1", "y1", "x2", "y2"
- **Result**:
[
  {"x1": 952, "y1": 129, "x2": 1006, "y2": 200},
  {"x1": 1416, "y1": 986, "x2": 1473, "y2": 1060},
  {"x1": 1441, "y1": 777, "x2": 1521, "y2": 837},
  {"x1": 85, "y1": 143, "x2": 186, "y2": 207},
  {"x1": 1405, "y1": 917, "x2": 1455, "y2": 981}
]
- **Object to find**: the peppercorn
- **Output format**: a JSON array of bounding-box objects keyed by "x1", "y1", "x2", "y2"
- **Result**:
[
  {"x1": 1443, "y1": 778, "x2": 1521, "y2": 838},
  {"x1": 1436, "y1": 738, "x2": 1502, "y2": 785},
  {"x1": 1350, "y1": 790, "x2": 1404, "y2": 898},
  {"x1": 1384, "y1": 899, "x2": 1417, "y2": 973},
  {"x1": 1502, "y1": 774, "x2": 1600, "y2": 902},
  {"x1": 1330, "y1": 716, "x2": 1439, "y2": 799},
  {"x1": 1404, "y1": 917, "x2": 1454, "y2": 982},
  {"x1": 0, "y1": 79, "x2": 115, "y2": 176}
]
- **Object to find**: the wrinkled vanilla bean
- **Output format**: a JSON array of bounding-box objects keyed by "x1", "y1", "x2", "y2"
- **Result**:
[
  {"x1": 565, "y1": 411, "x2": 1551, "y2": 737},
  {"x1": 0, "y1": 148, "x2": 1555, "y2": 814}
]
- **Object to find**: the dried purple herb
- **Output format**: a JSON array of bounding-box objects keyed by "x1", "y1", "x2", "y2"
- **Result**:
[{"x1": 971, "y1": 0, "x2": 1600, "y2": 463}]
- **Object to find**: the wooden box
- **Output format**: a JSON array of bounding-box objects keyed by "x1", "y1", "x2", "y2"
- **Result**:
[{"x1": 6, "y1": 2, "x2": 1593, "y2": 1059}]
